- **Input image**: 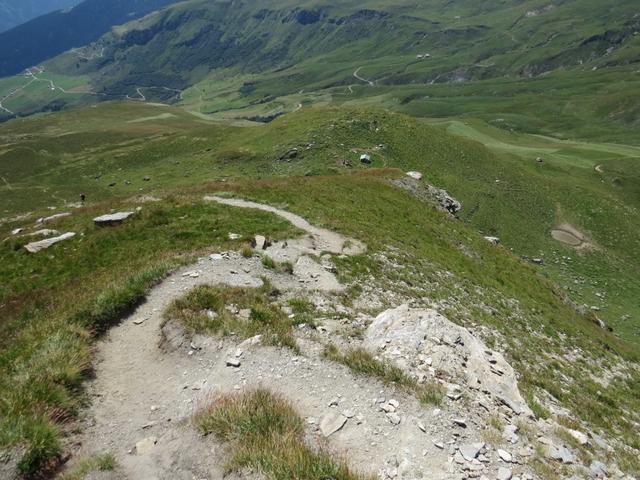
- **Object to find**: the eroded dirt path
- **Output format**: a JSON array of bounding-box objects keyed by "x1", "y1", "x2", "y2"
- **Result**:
[{"x1": 68, "y1": 198, "x2": 537, "y2": 480}]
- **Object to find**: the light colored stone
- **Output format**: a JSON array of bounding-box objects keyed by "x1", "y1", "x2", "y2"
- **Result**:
[
  {"x1": 93, "y1": 211, "x2": 135, "y2": 226},
  {"x1": 497, "y1": 449, "x2": 512, "y2": 463},
  {"x1": 406, "y1": 171, "x2": 423, "y2": 180},
  {"x1": 547, "y1": 444, "x2": 574, "y2": 464},
  {"x1": 25, "y1": 232, "x2": 76, "y2": 253},
  {"x1": 589, "y1": 460, "x2": 607, "y2": 478},
  {"x1": 460, "y1": 443, "x2": 483, "y2": 461},
  {"x1": 364, "y1": 305, "x2": 532, "y2": 416},
  {"x1": 37, "y1": 212, "x2": 70, "y2": 224},
  {"x1": 254, "y1": 235, "x2": 266, "y2": 250},
  {"x1": 386, "y1": 412, "x2": 401, "y2": 425},
  {"x1": 566, "y1": 428, "x2": 589, "y2": 445},
  {"x1": 484, "y1": 236, "x2": 501, "y2": 245},
  {"x1": 453, "y1": 418, "x2": 467, "y2": 428},
  {"x1": 320, "y1": 411, "x2": 347, "y2": 437},
  {"x1": 453, "y1": 451, "x2": 465, "y2": 464},
  {"x1": 135, "y1": 436, "x2": 158, "y2": 455},
  {"x1": 225, "y1": 358, "x2": 241, "y2": 368},
  {"x1": 497, "y1": 467, "x2": 513, "y2": 480}
]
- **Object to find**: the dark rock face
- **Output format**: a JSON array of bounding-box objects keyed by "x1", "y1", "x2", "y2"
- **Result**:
[{"x1": 295, "y1": 9, "x2": 321, "y2": 25}]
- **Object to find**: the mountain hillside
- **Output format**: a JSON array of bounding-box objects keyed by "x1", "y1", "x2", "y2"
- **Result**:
[
  {"x1": 0, "y1": 0, "x2": 181, "y2": 77},
  {"x1": 58, "y1": 0, "x2": 640, "y2": 96},
  {"x1": 0, "y1": 0, "x2": 79, "y2": 33}
]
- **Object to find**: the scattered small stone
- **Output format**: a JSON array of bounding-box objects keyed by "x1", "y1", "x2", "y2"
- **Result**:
[
  {"x1": 228, "y1": 233, "x2": 241, "y2": 240},
  {"x1": 434, "y1": 441, "x2": 444, "y2": 449},
  {"x1": 133, "y1": 318, "x2": 146, "y2": 325},
  {"x1": 386, "y1": 412, "x2": 401, "y2": 425},
  {"x1": 459, "y1": 443, "x2": 483, "y2": 461},
  {"x1": 497, "y1": 467, "x2": 513, "y2": 480},
  {"x1": 497, "y1": 449, "x2": 512, "y2": 463},
  {"x1": 503, "y1": 424, "x2": 519, "y2": 443},
  {"x1": 484, "y1": 236, "x2": 501, "y2": 245},
  {"x1": 406, "y1": 171, "x2": 423, "y2": 180},
  {"x1": 320, "y1": 411, "x2": 348, "y2": 437},
  {"x1": 226, "y1": 358, "x2": 241, "y2": 368},
  {"x1": 453, "y1": 418, "x2": 467, "y2": 428},
  {"x1": 589, "y1": 460, "x2": 608, "y2": 479},
  {"x1": 547, "y1": 444, "x2": 574, "y2": 464},
  {"x1": 417, "y1": 421, "x2": 426, "y2": 432},
  {"x1": 381, "y1": 403, "x2": 396, "y2": 413},
  {"x1": 566, "y1": 428, "x2": 589, "y2": 446},
  {"x1": 135, "y1": 436, "x2": 157, "y2": 455}
]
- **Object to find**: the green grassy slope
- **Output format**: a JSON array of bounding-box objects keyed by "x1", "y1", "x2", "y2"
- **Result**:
[
  {"x1": 1, "y1": 0, "x2": 635, "y2": 142},
  {"x1": 2, "y1": 165, "x2": 638, "y2": 475},
  {"x1": 1, "y1": 103, "x2": 638, "y2": 343}
]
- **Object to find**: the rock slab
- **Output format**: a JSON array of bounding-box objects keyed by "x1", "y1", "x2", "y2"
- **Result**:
[
  {"x1": 25, "y1": 232, "x2": 76, "y2": 253},
  {"x1": 94, "y1": 211, "x2": 135, "y2": 226},
  {"x1": 320, "y1": 411, "x2": 348, "y2": 437}
]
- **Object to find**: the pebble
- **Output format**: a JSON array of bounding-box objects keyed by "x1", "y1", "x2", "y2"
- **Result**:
[
  {"x1": 226, "y1": 358, "x2": 241, "y2": 368},
  {"x1": 497, "y1": 467, "x2": 513, "y2": 480},
  {"x1": 135, "y1": 436, "x2": 158, "y2": 455},
  {"x1": 453, "y1": 418, "x2": 467, "y2": 428},
  {"x1": 386, "y1": 413, "x2": 401, "y2": 425},
  {"x1": 497, "y1": 449, "x2": 512, "y2": 463}
]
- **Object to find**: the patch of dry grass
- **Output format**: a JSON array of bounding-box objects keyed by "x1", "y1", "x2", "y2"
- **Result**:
[{"x1": 194, "y1": 389, "x2": 373, "y2": 480}]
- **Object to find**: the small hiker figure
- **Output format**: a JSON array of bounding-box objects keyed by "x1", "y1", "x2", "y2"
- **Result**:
[{"x1": 80, "y1": 193, "x2": 86, "y2": 203}]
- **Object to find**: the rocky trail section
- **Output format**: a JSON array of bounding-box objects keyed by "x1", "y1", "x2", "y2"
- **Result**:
[{"x1": 64, "y1": 198, "x2": 615, "y2": 480}]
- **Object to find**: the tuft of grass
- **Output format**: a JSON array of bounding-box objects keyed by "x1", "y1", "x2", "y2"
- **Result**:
[
  {"x1": 164, "y1": 280, "x2": 299, "y2": 352},
  {"x1": 241, "y1": 245, "x2": 254, "y2": 258},
  {"x1": 59, "y1": 453, "x2": 116, "y2": 480},
  {"x1": 261, "y1": 255, "x2": 277, "y2": 270},
  {"x1": 287, "y1": 298, "x2": 317, "y2": 327},
  {"x1": 260, "y1": 255, "x2": 294, "y2": 274},
  {"x1": 194, "y1": 389, "x2": 372, "y2": 480},
  {"x1": 323, "y1": 344, "x2": 443, "y2": 405},
  {"x1": 524, "y1": 391, "x2": 551, "y2": 420}
]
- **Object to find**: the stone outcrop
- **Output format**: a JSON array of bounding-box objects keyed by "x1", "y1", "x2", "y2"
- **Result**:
[{"x1": 364, "y1": 304, "x2": 532, "y2": 416}]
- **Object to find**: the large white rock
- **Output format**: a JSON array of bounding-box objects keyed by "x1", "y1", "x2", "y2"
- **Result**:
[
  {"x1": 406, "y1": 171, "x2": 423, "y2": 180},
  {"x1": 364, "y1": 305, "x2": 532, "y2": 416},
  {"x1": 94, "y1": 211, "x2": 135, "y2": 226},
  {"x1": 37, "y1": 212, "x2": 71, "y2": 224},
  {"x1": 25, "y1": 232, "x2": 76, "y2": 253}
]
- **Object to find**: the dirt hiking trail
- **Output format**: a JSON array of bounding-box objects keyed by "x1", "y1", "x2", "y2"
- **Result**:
[{"x1": 67, "y1": 197, "x2": 538, "y2": 480}]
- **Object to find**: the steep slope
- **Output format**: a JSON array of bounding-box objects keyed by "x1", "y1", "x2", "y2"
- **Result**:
[
  {"x1": 0, "y1": 0, "x2": 79, "y2": 33},
  {"x1": 0, "y1": 0, "x2": 181, "y2": 77},
  {"x1": 50, "y1": 0, "x2": 640, "y2": 98}
]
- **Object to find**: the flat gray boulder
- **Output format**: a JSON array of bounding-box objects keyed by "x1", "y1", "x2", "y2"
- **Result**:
[
  {"x1": 320, "y1": 411, "x2": 348, "y2": 437},
  {"x1": 25, "y1": 232, "x2": 76, "y2": 253},
  {"x1": 547, "y1": 444, "x2": 574, "y2": 464},
  {"x1": 94, "y1": 211, "x2": 135, "y2": 226}
]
